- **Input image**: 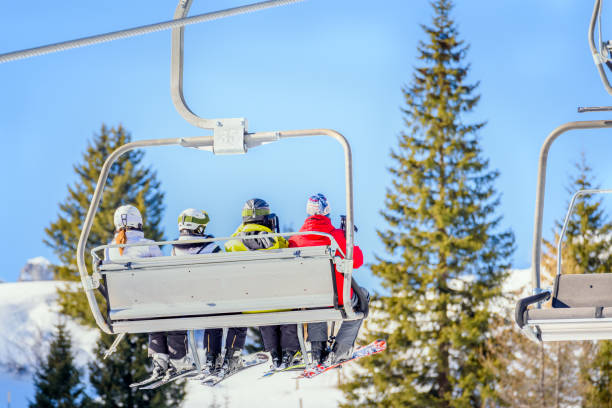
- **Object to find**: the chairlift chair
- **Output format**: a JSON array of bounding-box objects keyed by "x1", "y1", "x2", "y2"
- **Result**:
[
  {"x1": 515, "y1": 121, "x2": 612, "y2": 342},
  {"x1": 76, "y1": 0, "x2": 363, "y2": 367}
]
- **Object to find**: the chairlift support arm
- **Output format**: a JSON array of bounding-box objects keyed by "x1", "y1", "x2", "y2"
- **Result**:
[{"x1": 167, "y1": 0, "x2": 355, "y2": 264}]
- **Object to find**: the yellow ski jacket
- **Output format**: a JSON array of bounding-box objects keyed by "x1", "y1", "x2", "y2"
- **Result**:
[{"x1": 224, "y1": 223, "x2": 288, "y2": 252}]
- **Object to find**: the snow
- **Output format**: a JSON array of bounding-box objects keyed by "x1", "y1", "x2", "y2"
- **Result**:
[
  {"x1": 0, "y1": 281, "x2": 97, "y2": 408},
  {"x1": 0, "y1": 281, "x2": 97, "y2": 372},
  {"x1": 504, "y1": 268, "x2": 532, "y2": 295},
  {"x1": 18, "y1": 256, "x2": 53, "y2": 281},
  {"x1": 0, "y1": 269, "x2": 533, "y2": 407},
  {"x1": 183, "y1": 365, "x2": 345, "y2": 407},
  {"x1": 25, "y1": 256, "x2": 51, "y2": 266},
  {"x1": 0, "y1": 280, "x2": 346, "y2": 408}
]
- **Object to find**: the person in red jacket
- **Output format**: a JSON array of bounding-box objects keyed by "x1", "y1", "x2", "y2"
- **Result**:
[{"x1": 289, "y1": 193, "x2": 369, "y2": 365}]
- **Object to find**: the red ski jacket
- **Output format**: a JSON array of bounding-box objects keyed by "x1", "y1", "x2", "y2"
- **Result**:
[{"x1": 288, "y1": 215, "x2": 363, "y2": 306}]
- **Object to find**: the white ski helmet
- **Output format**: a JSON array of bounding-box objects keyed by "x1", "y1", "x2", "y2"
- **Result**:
[
  {"x1": 178, "y1": 208, "x2": 210, "y2": 234},
  {"x1": 113, "y1": 205, "x2": 143, "y2": 230}
]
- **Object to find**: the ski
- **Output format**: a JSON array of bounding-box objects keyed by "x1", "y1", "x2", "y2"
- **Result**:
[
  {"x1": 129, "y1": 373, "x2": 164, "y2": 389},
  {"x1": 202, "y1": 352, "x2": 269, "y2": 386},
  {"x1": 261, "y1": 362, "x2": 306, "y2": 378},
  {"x1": 300, "y1": 339, "x2": 386, "y2": 379},
  {"x1": 138, "y1": 368, "x2": 199, "y2": 390}
]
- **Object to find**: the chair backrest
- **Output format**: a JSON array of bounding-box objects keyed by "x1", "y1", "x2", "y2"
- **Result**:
[
  {"x1": 552, "y1": 273, "x2": 612, "y2": 308},
  {"x1": 99, "y1": 245, "x2": 337, "y2": 322}
]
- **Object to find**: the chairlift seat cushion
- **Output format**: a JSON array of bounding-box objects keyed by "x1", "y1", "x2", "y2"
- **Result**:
[{"x1": 99, "y1": 245, "x2": 338, "y2": 322}]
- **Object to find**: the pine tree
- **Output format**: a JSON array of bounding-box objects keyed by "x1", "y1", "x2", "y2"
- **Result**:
[
  {"x1": 484, "y1": 313, "x2": 554, "y2": 408},
  {"x1": 44, "y1": 124, "x2": 164, "y2": 326},
  {"x1": 30, "y1": 322, "x2": 87, "y2": 408},
  {"x1": 341, "y1": 1, "x2": 514, "y2": 406},
  {"x1": 88, "y1": 333, "x2": 185, "y2": 408},
  {"x1": 581, "y1": 340, "x2": 612, "y2": 408}
]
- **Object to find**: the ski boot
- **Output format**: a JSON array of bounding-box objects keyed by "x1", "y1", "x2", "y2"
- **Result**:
[
  {"x1": 324, "y1": 343, "x2": 353, "y2": 366},
  {"x1": 203, "y1": 352, "x2": 221, "y2": 376},
  {"x1": 269, "y1": 349, "x2": 281, "y2": 370},
  {"x1": 151, "y1": 353, "x2": 169, "y2": 378},
  {"x1": 310, "y1": 341, "x2": 328, "y2": 366},
  {"x1": 217, "y1": 347, "x2": 243, "y2": 377},
  {"x1": 164, "y1": 356, "x2": 194, "y2": 380},
  {"x1": 279, "y1": 349, "x2": 302, "y2": 370}
]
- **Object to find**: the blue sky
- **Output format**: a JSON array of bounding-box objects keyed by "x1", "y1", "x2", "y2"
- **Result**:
[{"x1": 2, "y1": 0, "x2": 612, "y2": 288}]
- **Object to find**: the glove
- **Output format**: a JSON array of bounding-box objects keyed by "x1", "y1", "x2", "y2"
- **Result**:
[{"x1": 242, "y1": 231, "x2": 275, "y2": 250}]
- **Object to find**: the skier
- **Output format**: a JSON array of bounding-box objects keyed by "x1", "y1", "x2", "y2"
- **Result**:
[
  {"x1": 105, "y1": 205, "x2": 192, "y2": 380},
  {"x1": 288, "y1": 194, "x2": 369, "y2": 365},
  {"x1": 225, "y1": 198, "x2": 301, "y2": 370},
  {"x1": 170, "y1": 208, "x2": 225, "y2": 376}
]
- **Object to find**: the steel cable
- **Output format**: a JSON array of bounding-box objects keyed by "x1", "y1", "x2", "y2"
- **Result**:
[{"x1": 0, "y1": 0, "x2": 305, "y2": 64}]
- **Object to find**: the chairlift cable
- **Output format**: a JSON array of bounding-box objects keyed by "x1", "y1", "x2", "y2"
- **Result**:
[
  {"x1": 0, "y1": 0, "x2": 305, "y2": 64},
  {"x1": 577, "y1": 106, "x2": 612, "y2": 112}
]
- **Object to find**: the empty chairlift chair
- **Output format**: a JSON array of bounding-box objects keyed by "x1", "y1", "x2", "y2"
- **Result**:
[{"x1": 515, "y1": 121, "x2": 612, "y2": 342}]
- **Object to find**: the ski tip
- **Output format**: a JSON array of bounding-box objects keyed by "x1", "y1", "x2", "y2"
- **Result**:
[{"x1": 374, "y1": 339, "x2": 387, "y2": 350}]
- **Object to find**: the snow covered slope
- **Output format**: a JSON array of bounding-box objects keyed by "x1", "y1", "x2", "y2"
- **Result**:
[
  {"x1": 0, "y1": 281, "x2": 96, "y2": 372},
  {"x1": 0, "y1": 280, "x2": 346, "y2": 407},
  {"x1": 0, "y1": 281, "x2": 97, "y2": 408},
  {"x1": 0, "y1": 270, "x2": 532, "y2": 407},
  {"x1": 183, "y1": 362, "x2": 345, "y2": 407}
]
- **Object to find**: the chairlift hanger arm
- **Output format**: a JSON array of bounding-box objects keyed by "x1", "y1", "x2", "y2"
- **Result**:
[
  {"x1": 589, "y1": 0, "x2": 612, "y2": 95},
  {"x1": 0, "y1": 0, "x2": 305, "y2": 64},
  {"x1": 168, "y1": 1, "x2": 355, "y2": 261},
  {"x1": 531, "y1": 120, "x2": 612, "y2": 293}
]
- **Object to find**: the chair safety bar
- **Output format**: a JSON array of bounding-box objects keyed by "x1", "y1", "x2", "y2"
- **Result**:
[
  {"x1": 556, "y1": 189, "x2": 612, "y2": 276},
  {"x1": 91, "y1": 231, "x2": 345, "y2": 262},
  {"x1": 589, "y1": 0, "x2": 612, "y2": 96}
]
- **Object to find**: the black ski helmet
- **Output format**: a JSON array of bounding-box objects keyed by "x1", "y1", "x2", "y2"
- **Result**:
[{"x1": 242, "y1": 198, "x2": 271, "y2": 224}]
